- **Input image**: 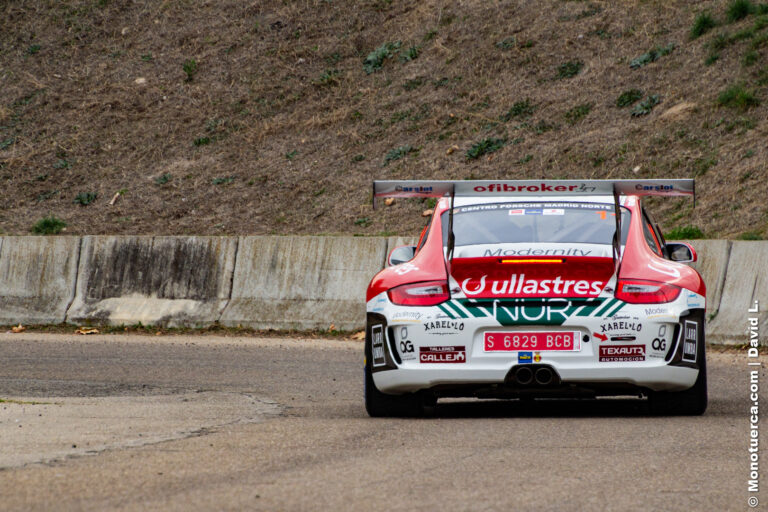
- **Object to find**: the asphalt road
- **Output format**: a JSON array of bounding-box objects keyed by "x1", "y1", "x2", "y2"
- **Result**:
[{"x1": 0, "y1": 333, "x2": 762, "y2": 512}]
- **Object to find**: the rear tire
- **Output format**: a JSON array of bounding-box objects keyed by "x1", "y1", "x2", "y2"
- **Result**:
[
  {"x1": 649, "y1": 344, "x2": 707, "y2": 416},
  {"x1": 364, "y1": 361, "x2": 424, "y2": 418}
]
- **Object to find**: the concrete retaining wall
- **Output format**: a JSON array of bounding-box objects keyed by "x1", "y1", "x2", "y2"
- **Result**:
[
  {"x1": 66, "y1": 236, "x2": 237, "y2": 327},
  {"x1": 220, "y1": 236, "x2": 387, "y2": 330},
  {"x1": 0, "y1": 236, "x2": 80, "y2": 324},
  {"x1": 707, "y1": 241, "x2": 767, "y2": 343},
  {"x1": 0, "y1": 236, "x2": 764, "y2": 343}
]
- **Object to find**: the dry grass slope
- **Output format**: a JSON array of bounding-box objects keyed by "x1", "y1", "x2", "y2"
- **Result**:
[{"x1": 1, "y1": 0, "x2": 767, "y2": 238}]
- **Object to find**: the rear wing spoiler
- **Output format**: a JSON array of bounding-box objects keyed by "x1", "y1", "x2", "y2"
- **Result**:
[
  {"x1": 372, "y1": 178, "x2": 695, "y2": 274},
  {"x1": 372, "y1": 179, "x2": 694, "y2": 207}
]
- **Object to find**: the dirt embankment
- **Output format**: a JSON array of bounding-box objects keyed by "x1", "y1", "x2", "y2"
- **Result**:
[{"x1": 1, "y1": 0, "x2": 766, "y2": 238}]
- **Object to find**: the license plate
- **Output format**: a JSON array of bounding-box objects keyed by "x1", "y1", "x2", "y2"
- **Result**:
[{"x1": 483, "y1": 331, "x2": 580, "y2": 352}]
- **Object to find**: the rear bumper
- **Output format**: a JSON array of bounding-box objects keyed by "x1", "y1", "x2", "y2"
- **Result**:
[{"x1": 373, "y1": 363, "x2": 699, "y2": 394}]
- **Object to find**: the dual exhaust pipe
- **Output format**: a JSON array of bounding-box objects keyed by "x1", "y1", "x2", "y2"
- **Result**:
[{"x1": 509, "y1": 365, "x2": 558, "y2": 387}]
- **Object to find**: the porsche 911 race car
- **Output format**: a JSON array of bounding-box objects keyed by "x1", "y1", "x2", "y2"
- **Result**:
[{"x1": 365, "y1": 179, "x2": 707, "y2": 417}]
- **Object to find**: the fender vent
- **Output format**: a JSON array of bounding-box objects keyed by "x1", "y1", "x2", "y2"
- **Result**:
[{"x1": 387, "y1": 327, "x2": 402, "y2": 365}]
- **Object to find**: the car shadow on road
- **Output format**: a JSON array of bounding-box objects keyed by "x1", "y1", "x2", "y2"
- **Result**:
[{"x1": 429, "y1": 398, "x2": 657, "y2": 418}]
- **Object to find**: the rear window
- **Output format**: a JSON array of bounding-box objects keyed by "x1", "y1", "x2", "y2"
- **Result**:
[{"x1": 441, "y1": 202, "x2": 631, "y2": 246}]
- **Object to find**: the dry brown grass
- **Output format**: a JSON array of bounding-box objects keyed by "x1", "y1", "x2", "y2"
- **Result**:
[{"x1": 0, "y1": 0, "x2": 766, "y2": 238}]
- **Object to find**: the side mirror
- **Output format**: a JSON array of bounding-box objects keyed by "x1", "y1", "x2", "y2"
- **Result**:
[
  {"x1": 666, "y1": 242, "x2": 697, "y2": 263},
  {"x1": 388, "y1": 245, "x2": 416, "y2": 266}
]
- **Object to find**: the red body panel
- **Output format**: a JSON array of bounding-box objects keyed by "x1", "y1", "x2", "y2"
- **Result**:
[
  {"x1": 619, "y1": 199, "x2": 706, "y2": 297},
  {"x1": 366, "y1": 196, "x2": 705, "y2": 301},
  {"x1": 450, "y1": 256, "x2": 614, "y2": 299}
]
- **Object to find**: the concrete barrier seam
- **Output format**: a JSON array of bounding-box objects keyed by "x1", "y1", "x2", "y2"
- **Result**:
[
  {"x1": 216, "y1": 235, "x2": 240, "y2": 325},
  {"x1": 709, "y1": 240, "x2": 731, "y2": 322},
  {"x1": 63, "y1": 236, "x2": 84, "y2": 322}
]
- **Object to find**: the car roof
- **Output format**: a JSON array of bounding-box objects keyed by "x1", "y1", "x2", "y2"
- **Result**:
[{"x1": 450, "y1": 195, "x2": 633, "y2": 208}]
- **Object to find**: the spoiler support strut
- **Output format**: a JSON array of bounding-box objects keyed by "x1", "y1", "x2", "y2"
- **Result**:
[{"x1": 612, "y1": 184, "x2": 623, "y2": 278}]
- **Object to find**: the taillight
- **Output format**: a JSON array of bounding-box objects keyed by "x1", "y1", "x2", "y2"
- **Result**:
[
  {"x1": 615, "y1": 279, "x2": 681, "y2": 304},
  {"x1": 388, "y1": 281, "x2": 450, "y2": 306}
]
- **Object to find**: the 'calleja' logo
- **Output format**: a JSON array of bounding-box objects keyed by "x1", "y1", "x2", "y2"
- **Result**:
[{"x1": 460, "y1": 273, "x2": 605, "y2": 298}]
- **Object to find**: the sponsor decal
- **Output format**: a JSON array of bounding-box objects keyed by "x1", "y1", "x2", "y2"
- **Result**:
[
  {"x1": 525, "y1": 208, "x2": 543, "y2": 215},
  {"x1": 420, "y1": 346, "x2": 466, "y2": 364},
  {"x1": 599, "y1": 345, "x2": 645, "y2": 362},
  {"x1": 682, "y1": 320, "x2": 698, "y2": 362},
  {"x1": 436, "y1": 297, "x2": 626, "y2": 326},
  {"x1": 543, "y1": 209, "x2": 564, "y2": 215},
  {"x1": 600, "y1": 321, "x2": 642, "y2": 333},
  {"x1": 509, "y1": 209, "x2": 524, "y2": 215},
  {"x1": 423, "y1": 320, "x2": 465, "y2": 335},
  {"x1": 371, "y1": 325, "x2": 386, "y2": 367},
  {"x1": 391, "y1": 311, "x2": 423, "y2": 322},
  {"x1": 644, "y1": 307, "x2": 668, "y2": 316},
  {"x1": 472, "y1": 183, "x2": 596, "y2": 193},
  {"x1": 395, "y1": 185, "x2": 433, "y2": 193},
  {"x1": 533, "y1": 353, "x2": 542, "y2": 362},
  {"x1": 461, "y1": 273, "x2": 605, "y2": 298},
  {"x1": 635, "y1": 183, "x2": 676, "y2": 192},
  {"x1": 483, "y1": 247, "x2": 594, "y2": 257},
  {"x1": 393, "y1": 262, "x2": 419, "y2": 275},
  {"x1": 398, "y1": 326, "x2": 416, "y2": 361},
  {"x1": 686, "y1": 292, "x2": 703, "y2": 309},
  {"x1": 518, "y1": 352, "x2": 533, "y2": 364}
]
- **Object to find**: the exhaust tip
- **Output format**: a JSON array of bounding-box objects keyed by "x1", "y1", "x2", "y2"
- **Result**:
[
  {"x1": 534, "y1": 367, "x2": 554, "y2": 386},
  {"x1": 515, "y1": 366, "x2": 534, "y2": 386}
]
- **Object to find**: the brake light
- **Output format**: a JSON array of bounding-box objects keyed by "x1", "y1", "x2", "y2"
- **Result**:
[
  {"x1": 388, "y1": 281, "x2": 450, "y2": 306},
  {"x1": 615, "y1": 279, "x2": 681, "y2": 304}
]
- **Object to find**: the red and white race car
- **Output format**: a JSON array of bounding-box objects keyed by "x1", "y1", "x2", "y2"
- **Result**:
[{"x1": 365, "y1": 179, "x2": 706, "y2": 416}]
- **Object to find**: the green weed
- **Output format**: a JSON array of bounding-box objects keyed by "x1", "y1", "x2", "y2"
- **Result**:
[
  {"x1": 35, "y1": 190, "x2": 59, "y2": 203},
  {"x1": 517, "y1": 154, "x2": 533, "y2": 164},
  {"x1": 564, "y1": 103, "x2": 593, "y2": 124},
  {"x1": 212, "y1": 176, "x2": 235, "y2": 185},
  {"x1": 285, "y1": 150, "x2": 298, "y2": 160},
  {"x1": 314, "y1": 69, "x2": 340, "y2": 86},
  {"x1": 743, "y1": 50, "x2": 759, "y2": 65},
  {"x1": 384, "y1": 145, "x2": 415, "y2": 165},
  {"x1": 73, "y1": 192, "x2": 97, "y2": 205},
  {"x1": 556, "y1": 60, "x2": 583, "y2": 79},
  {"x1": 354, "y1": 217, "x2": 372, "y2": 227},
  {"x1": 193, "y1": 137, "x2": 210, "y2": 146},
  {"x1": 727, "y1": 0, "x2": 755, "y2": 22},
  {"x1": 496, "y1": 37, "x2": 516, "y2": 49},
  {"x1": 363, "y1": 41, "x2": 401, "y2": 74},
  {"x1": 0, "y1": 138, "x2": 14, "y2": 150},
  {"x1": 53, "y1": 158, "x2": 71, "y2": 169},
  {"x1": 466, "y1": 138, "x2": 506, "y2": 160},
  {"x1": 629, "y1": 43, "x2": 675, "y2": 69},
  {"x1": 500, "y1": 100, "x2": 536, "y2": 121},
  {"x1": 141, "y1": 53, "x2": 153, "y2": 62},
  {"x1": 32, "y1": 216, "x2": 67, "y2": 235},
  {"x1": 352, "y1": 154, "x2": 366, "y2": 162},
  {"x1": 533, "y1": 120, "x2": 557, "y2": 134},
  {"x1": 738, "y1": 230, "x2": 763, "y2": 240},
  {"x1": 717, "y1": 84, "x2": 760, "y2": 110},
  {"x1": 705, "y1": 53, "x2": 720, "y2": 65},
  {"x1": 631, "y1": 94, "x2": 661, "y2": 116},
  {"x1": 616, "y1": 89, "x2": 643, "y2": 107},
  {"x1": 155, "y1": 173, "x2": 171, "y2": 185},
  {"x1": 27, "y1": 44, "x2": 41, "y2": 55},
  {"x1": 183, "y1": 59, "x2": 198, "y2": 81},
  {"x1": 400, "y1": 45, "x2": 420, "y2": 62},
  {"x1": 403, "y1": 78, "x2": 423, "y2": 91},
  {"x1": 665, "y1": 225, "x2": 704, "y2": 239},
  {"x1": 690, "y1": 12, "x2": 717, "y2": 39}
]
